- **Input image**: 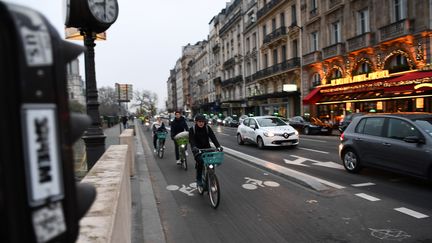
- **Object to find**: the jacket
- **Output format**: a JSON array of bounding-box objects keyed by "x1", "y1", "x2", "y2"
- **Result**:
[
  {"x1": 170, "y1": 116, "x2": 188, "y2": 138},
  {"x1": 189, "y1": 124, "x2": 220, "y2": 150}
]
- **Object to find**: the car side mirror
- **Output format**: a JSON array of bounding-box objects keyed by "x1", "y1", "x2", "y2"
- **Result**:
[
  {"x1": 403, "y1": 136, "x2": 425, "y2": 144},
  {"x1": 250, "y1": 124, "x2": 256, "y2": 129}
]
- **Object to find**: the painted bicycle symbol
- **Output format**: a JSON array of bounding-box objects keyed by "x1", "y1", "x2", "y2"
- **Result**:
[
  {"x1": 242, "y1": 177, "x2": 280, "y2": 190},
  {"x1": 166, "y1": 183, "x2": 197, "y2": 196}
]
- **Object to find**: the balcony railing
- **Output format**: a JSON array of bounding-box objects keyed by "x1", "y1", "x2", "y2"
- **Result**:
[
  {"x1": 223, "y1": 57, "x2": 236, "y2": 69},
  {"x1": 219, "y1": 11, "x2": 241, "y2": 36},
  {"x1": 347, "y1": 32, "x2": 374, "y2": 52},
  {"x1": 257, "y1": 0, "x2": 282, "y2": 20},
  {"x1": 221, "y1": 75, "x2": 243, "y2": 87},
  {"x1": 328, "y1": 0, "x2": 342, "y2": 10},
  {"x1": 379, "y1": 19, "x2": 413, "y2": 42},
  {"x1": 212, "y1": 43, "x2": 220, "y2": 53},
  {"x1": 263, "y1": 27, "x2": 287, "y2": 44},
  {"x1": 322, "y1": 43, "x2": 345, "y2": 59},
  {"x1": 252, "y1": 57, "x2": 300, "y2": 81},
  {"x1": 302, "y1": 51, "x2": 321, "y2": 65}
]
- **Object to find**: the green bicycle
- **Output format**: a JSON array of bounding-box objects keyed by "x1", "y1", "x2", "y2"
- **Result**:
[
  {"x1": 175, "y1": 136, "x2": 189, "y2": 170},
  {"x1": 156, "y1": 131, "x2": 167, "y2": 158},
  {"x1": 196, "y1": 148, "x2": 224, "y2": 209}
]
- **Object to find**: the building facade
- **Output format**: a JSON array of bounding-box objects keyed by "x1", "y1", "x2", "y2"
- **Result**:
[{"x1": 66, "y1": 59, "x2": 86, "y2": 105}]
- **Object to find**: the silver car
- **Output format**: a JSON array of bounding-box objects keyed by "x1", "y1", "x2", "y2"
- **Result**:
[
  {"x1": 236, "y1": 116, "x2": 299, "y2": 149},
  {"x1": 339, "y1": 113, "x2": 432, "y2": 180}
]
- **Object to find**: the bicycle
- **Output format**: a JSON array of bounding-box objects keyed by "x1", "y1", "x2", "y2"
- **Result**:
[
  {"x1": 196, "y1": 148, "x2": 224, "y2": 209},
  {"x1": 175, "y1": 135, "x2": 189, "y2": 170},
  {"x1": 156, "y1": 131, "x2": 167, "y2": 158}
]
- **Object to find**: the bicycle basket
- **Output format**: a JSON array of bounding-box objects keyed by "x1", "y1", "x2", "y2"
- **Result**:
[
  {"x1": 201, "y1": 152, "x2": 224, "y2": 165},
  {"x1": 175, "y1": 137, "x2": 188, "y2": 145},
  {"x1": 156, "y1": 132, "x2": 167, "y2": 139}
]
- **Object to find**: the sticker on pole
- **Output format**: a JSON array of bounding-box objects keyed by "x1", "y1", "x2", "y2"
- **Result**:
[
  {"x1": 32, "y1": 202, "x2": 66, "y2": 243},
  {"x1": 21, "y1": 104, "x2": 64, "y2": 206}
]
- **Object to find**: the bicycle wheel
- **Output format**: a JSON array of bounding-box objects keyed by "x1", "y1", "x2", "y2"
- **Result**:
[
  {"x1": 157, "y1": 140, "x2": 164, "y2": 158},
  {"x1": 182, "y1": 154, "x2": 187, "y2": 171},
  {"x1": 207, "y1": 172, "x2": 220, "y2": 209}
]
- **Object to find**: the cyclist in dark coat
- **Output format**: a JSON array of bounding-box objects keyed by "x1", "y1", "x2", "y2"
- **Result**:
[
  {"x1": 170, "y1": 111, "x2": 189, "y2": 164},
  {"x1": 189, "y1": 114, "x2": 222, "y2": 186}
]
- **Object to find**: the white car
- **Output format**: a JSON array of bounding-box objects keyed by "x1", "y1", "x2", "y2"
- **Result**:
[{"x1": 236, "y1": 116, "x2": 299, "y2": 149}]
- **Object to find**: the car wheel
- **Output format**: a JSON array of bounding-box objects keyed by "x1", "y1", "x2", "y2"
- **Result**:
[
  {"x1": 343, "y1": 149, "x2": 362, "y2": 173},
  {"x1": 237, "y1": 133, "x2": 244, "y2": 145},
  {"x1": 303, "y1": 127, "x2": 310, "y2": 135},
  {"x1": 257, "y1": 137, "x2": 265, "y2": 149}
]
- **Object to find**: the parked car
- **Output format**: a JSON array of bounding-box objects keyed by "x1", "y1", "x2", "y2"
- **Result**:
[
  {"x1": 338, "y1": 112, "x2": 366, "y2": 133},
  {"x1": 222, "y1": 116, "x2": 239, "y2": 127},
  {"x1": 239, "y1": 114, "x2": 249, "y2": 124},
  {"x1": 339, "y1": 113, "x2": 432, "y2": 180},
  {"x1": 236, "y1": 116, "x2": 299, "y2": 149},
  {"x1": 288, "y1": 116, "x2": 333, "y2": 135}
]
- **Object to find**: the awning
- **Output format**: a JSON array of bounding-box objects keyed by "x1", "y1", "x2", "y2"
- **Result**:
[
  {"x1": 384, "y1": 71, "x2": 432, "y2": 92},
  {"x1": 303, "y1": 87, "x2": 322, "y2": 104}
]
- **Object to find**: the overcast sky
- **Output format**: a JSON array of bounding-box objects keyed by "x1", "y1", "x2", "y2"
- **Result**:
[{"x1": 10, "y1": 0, "x2": 229, "y2": 109}]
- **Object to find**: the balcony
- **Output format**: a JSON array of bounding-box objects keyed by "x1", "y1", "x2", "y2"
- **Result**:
[
  {"x1": 302, "y1": 51, "x2": 322, "y2": 65},
  {"x1": 263, "y1": 27, "x2": 287, "y2": 45},
  {"x1": 212, "y1": 43, "x2": 220, "y2": 53},
  {"x1": 219, "y1": 11, "x2": 241, "y2": 36},
  {"x1": 322, "y1": 43, "x2": 345, "y2": 59},
  {"x1": 379, "y1": 19, "x2": 413, "y2": 42},
  {"x1": 328, "y1": 0, "x2": 342, "y2": 10},
  {"x1": 223, "y1": 57, "x2": 236, "y2": 69},
  {"x1": 257, "y1": 0, "x2": 282, "y2": 20},
  {"x1": 347, "y1": 32, "x2": 374, "y2": 52},
  {"x1": 252, "y1": 57, "x2": 300, "y2": 81},
  {"x1": 221, "y1": 75, "x2": 243, "y2": 87}
]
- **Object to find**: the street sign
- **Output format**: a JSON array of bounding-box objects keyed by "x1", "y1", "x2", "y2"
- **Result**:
[{"x1": 115, "y1": 83, "x2": 133, "y2": 102}]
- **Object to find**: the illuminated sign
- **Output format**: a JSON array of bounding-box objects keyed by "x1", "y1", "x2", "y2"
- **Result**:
[{"x1": 330, "y1": 70, "x2": 390, "y2": 85}]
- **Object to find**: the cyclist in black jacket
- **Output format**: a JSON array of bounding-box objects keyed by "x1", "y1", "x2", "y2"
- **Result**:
[
  {"x1": 189, "y1": 114, "x2": 222, "y2": 186},
  {"x1": 170, "y1": 111, "x2": 189, "y2": 164}
]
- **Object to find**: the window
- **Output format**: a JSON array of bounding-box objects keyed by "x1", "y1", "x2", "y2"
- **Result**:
[
  {"x1": 282, "y1": 45, "x2": 287, "y2": 61},
  {"x1": 311, "y1": 0, "x2": 317, "y2": 10},
  {"x1": 393, "y1": 0, "x2": 406, "y2": 22},
  {"x1": 387, "y1": 118, "x2": 420, "y2": 140},
  {"x1": 264, "y1": 53, "x2": 268, "y2": 68},
  {"x1": 291, "y1": 5, "x2": 297, "y2": 25},
  {"x1": 262, "y1": 25, "x2": 267, "y2": 37},
  {"x1": 292, "y1": 40, "x2": 298, "y2": 57},
  {"x1": 310, "y1": 31, "x2": 319, "y2": 52},
  {"x1": 331, "y1": 21, "x2": 341, "y2": 44},
  {"x1": 246, "y1": 37, "x2": 250, "y2": 52},
  {"x1": 272, "y1": 18, "x2": 276, "y2": 31},
  {"x1": 312, "y1": 73, "x2": 321, "y2": 87},
  {"x1": 280, "y1": 12, "x2": 285, "y2": 27},
  {"x1": 356, "y1": 117, "x2": 385, "y2": 136},
  {"x1": 273, "y1": 49, "x2": 278, "y2": 64},
  {"x1": 357, "y1": 9, "x2": 370, "y2": 35}
]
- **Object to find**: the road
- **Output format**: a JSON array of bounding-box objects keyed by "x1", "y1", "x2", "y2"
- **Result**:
[{"x1": 138, "y1": 124, "x2": 432, "y2": 242}]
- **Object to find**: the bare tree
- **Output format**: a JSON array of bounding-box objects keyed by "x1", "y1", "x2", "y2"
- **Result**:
[
  {"x1": 132, "y1": 90, "x2": 158, "y2": 116},
  {"x1": 98, "y1": 86, "x2": 126, "y2": 116}
]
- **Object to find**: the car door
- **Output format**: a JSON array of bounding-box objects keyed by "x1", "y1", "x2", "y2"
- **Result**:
[
  {"x1": 353, "y1": 117, "x2": 386, "y2": 165},
  {"x1": 239, "y1": 118, "x2": 250, "y2": 142},
  {"x1": 381, "y1": 118, "x2": 430, "y2": 177},
  {"x1": 247, "y1": 118, "x2": 258, "y2": 144}
]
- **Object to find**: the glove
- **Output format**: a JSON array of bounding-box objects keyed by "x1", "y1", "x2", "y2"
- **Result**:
[
  {"x1": 217, "y1": 147, "x2": 223, "y2": 152},
  {"x1": 192, "y1": 147, "x2": 199, "y2": 154}
]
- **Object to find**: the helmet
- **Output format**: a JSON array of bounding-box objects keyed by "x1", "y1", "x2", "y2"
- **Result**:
[{"x1": 194, "y1": 114, "x2": 206, "y2": 122}]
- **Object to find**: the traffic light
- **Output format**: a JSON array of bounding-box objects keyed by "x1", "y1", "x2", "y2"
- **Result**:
[{"x1": 0, "y1": 3, "x2": 95, "y2": 242}]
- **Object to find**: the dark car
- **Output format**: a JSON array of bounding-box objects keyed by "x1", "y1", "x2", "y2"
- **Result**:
[
  {"x1": 338, "y1": 112, "x2": 366, "y2": 133},
  {"x1": 288, "y1": 116, "x2": 333, "y2": 135},
  {"x1": 339, "y1": 113, "x2": 432, "y2": 180},
  {"x1": 222, "y1": 116, "x2": 239, "y2": 127}
]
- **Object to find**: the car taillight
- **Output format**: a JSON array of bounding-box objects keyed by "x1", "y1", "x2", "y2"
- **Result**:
[{"x1": 340, "y1": 133, "x2": 344, "y2": 141}]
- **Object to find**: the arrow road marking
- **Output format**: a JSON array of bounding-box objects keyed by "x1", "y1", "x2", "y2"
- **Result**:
[{"x1": 284, "y1": 155, "x2": 344, "y2": 170}]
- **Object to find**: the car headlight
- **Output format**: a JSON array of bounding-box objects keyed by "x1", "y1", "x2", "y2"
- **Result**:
[
  {"x1": 264, "y1": 131, "x2": 274, "y2": 137},
  {"x1": 294, "y1": 130, "x2": 299, "y2": 136}
]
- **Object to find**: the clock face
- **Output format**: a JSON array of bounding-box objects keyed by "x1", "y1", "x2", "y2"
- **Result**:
[{"x1": 87, "y1": 0, "x2": 118, "y2": 24}]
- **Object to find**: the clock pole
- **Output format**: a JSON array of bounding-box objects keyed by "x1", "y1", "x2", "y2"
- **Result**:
[{"x1": 81, "y1": 29, "x2": 106, "y2": 170}]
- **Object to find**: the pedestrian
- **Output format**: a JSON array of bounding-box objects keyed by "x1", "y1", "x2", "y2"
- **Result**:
[
  {"x1": 152, "y1": 116, "x2": 165, "y2": 153},
  {"x1": 170, "y1": 111, "x2": 189, "y2": 165},
  {"x1": 189, "y1": 114, "x2": 223, "y2": 186},
  {"x1": 121, "y1": 116, "x2": 128, "y2": 129}
]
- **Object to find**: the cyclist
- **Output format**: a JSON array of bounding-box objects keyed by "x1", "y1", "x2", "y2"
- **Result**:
[
  {"x1": 189, "y1": 114, "x2": 223, "y2": 187},
  {"x1": 170, "y1": 111, "x2": 189, "y2": 165},
  {"x1": 152, "y1": 116, "x2": 166, "y2": 153}
]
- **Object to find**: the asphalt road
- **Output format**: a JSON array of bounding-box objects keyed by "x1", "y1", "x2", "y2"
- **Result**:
[{"x1": 137, "y1": 124, "x2": 432, "y2": 243}]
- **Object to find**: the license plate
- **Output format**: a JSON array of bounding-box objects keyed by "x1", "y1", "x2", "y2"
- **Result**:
[
  {"x1": 281, "y1": 142, "x2": 291, "y2": 146},
  {"x1": 321, "y1": 128, "x2": 328, "y2": 132}
]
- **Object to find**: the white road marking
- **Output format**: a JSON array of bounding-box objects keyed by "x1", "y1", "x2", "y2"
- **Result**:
[
  {"x1": 352, "y1": 182, "x2": 376, "y2": 187},
  {"x1": 284, "y1": 155, "x2": 344, "y2": 170},
  {"x1": 300, "y1": 138, "x2": 328, "y2": 143},
  {"x1": 355, "y1": 193, "x2": 381, "y2": 201},
  {"x1": 219, "y1": 133, "x2": 231, "y2": 136},
  {"x1": 298, "y1": 147, "x2": 329, "y2": 154},
  {"x1": 394, "y1": 207, "x2": 429, "y2": 219}
]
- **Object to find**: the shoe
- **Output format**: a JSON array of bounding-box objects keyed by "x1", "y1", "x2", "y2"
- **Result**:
[
  {"x1": 163, "y1": 145, "x2": 166, "y2": 149},
  {"x1": 176, "y1": 160, "x2": 181, "y2": 165},
  {"x1": 196, "y1": 180, "x2": 203, "y2": 187},
  {"x1": 153, "y1": 149, "x2": 157, "y2": 153},
  {"x1": 185, "y1": 151, "x2": 189, "y2": 156}
]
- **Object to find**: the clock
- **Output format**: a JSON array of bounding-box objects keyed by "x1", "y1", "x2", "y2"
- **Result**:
[
  {"x1": 65, "y1": 0, "x2": 119, "y2": 33},
  {"x1": 87, "y1": 0, "x2": 119, "y2": 24}
]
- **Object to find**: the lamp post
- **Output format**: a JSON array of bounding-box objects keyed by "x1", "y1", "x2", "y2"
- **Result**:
[{"x1": 80, "y1": 29, "x2": 106, "y2": 170}]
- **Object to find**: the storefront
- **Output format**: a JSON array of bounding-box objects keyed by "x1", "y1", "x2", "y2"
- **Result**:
[{"x1": 303, "y1": 70, "x2": 432, "y2": 123}]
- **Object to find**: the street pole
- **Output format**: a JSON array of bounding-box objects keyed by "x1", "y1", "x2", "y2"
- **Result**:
[{"x1": 81, "y1": 29, "x2": 106, "y2": 170}]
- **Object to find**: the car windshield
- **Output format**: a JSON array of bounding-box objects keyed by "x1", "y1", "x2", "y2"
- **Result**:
[
  {"x1": 414, "y1": 118, "x2": 432, "y2": 137},
  {"x1": 257, "y1": 117, "x2": 287, "y2": 127}
]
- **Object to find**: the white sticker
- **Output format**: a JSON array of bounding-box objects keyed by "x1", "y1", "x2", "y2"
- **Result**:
[
  {"x1": 22, "y1": 104, "x2": 63, "y2": 206},
  {"x1": 32, "y1": 202, "x2": 66, "y2": 243},
  {"x1": 8, "y1": 4, "x2": 53, "y2": 66}
]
